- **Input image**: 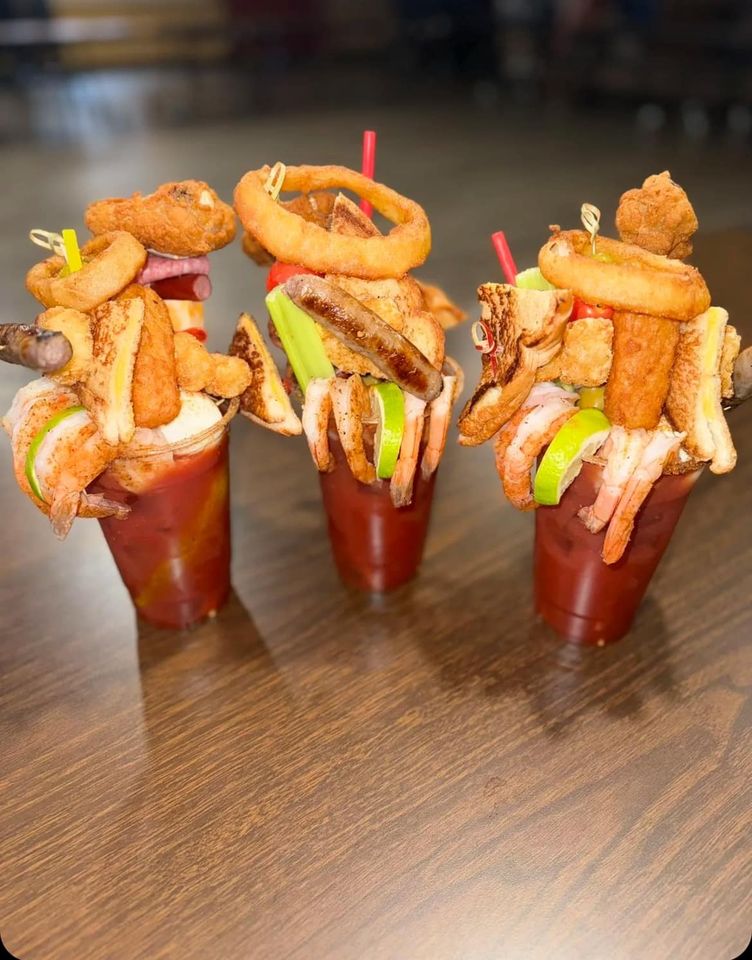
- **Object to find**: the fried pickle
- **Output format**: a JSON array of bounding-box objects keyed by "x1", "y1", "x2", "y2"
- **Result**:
[
  {"x1": 537, "y1": 316, "x2": 613, "y2": 386},
  {"x1": 604, "y1": 311, "x2": 680, "y2": 429}
]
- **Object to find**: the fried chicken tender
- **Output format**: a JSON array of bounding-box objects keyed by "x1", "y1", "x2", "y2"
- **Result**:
[
  {"x1": 537, "y1": 316, "x2": 614, "y2": 386},
  {"x1": 604, "y1": 311, "x2": 680, "y2": 429},
  {"x1": 615, "y1": 171, "x2": 698, "y2": 260},
  {"x1": 85, "y1": 180, "x2": 236, "y2": 257},
  {"x1": 118, "y1": 285, "x2": 181, "y2": 428},
  {"x1": 174, "y1": 332, "x2": 251, "y2": 398},
  {"x1": 241, "y1": 191, "x2": 336, "y2": 265}
]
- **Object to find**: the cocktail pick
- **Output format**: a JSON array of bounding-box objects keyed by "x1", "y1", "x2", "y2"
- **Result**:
[
  {"x1": 360, "y1": 130, "x2": 377, "y2": 219},
  {"x1": 263, "y1": 162, "x2": 287, "y2": 201},
  {"x1": 581, "y1": 203, "x2": 601, "y2": 255},
  {"x1": 491, "y1": 231, "x2": 518, "y2": 284},
  {"x1": 30, "y1": 228, "x2": 83, "y2": 275}
]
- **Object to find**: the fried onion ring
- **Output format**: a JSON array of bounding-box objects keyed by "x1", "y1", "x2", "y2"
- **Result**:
[
  {"x1": 85, "y1": 180, "x2": 236, "y2": 256},
  {"x1": 26, "y1": 231, "x2": 147, "y2": 312},
  {"x1": 234, "y1": 164, "x2": 431, "y2": 279},
  {"x1": 538, "y1": 229, "x2": 710, "y2": 322}
]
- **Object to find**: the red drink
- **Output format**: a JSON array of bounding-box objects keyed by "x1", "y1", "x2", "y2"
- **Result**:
[
  {"x1": 90, "y1": 406, "x2": 235, "y2": 630},
  {"x1": 534, "y1": 460, "x2": 701, "y2": 645},
  {"x1": 318, "y1": 430, "x2": 437, "y2": 592}
]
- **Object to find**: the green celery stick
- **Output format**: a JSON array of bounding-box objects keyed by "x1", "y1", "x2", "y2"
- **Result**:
[{"x1": 266, "y1": 287, "x2": 334, "y2": 392}]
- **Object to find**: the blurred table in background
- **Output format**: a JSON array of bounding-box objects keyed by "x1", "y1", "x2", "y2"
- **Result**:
[{"x1": 0, "y1": 111, "x2": 751, "y2": 960}]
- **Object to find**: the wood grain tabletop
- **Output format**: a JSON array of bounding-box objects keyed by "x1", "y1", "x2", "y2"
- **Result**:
[{"x1": 1, "y1": 120, "x2": 751, "y2": 960}]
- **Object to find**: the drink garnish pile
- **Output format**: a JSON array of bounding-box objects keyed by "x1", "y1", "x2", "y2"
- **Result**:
[
  {"x1": 3, "y1": 180, "x2": 252, "y2": 539},
  {"x1": 233, "y1": 163, "x2": 466, "y2": 506},
  {"x1": 459, "y1": 172, "x2": 743, "y2": 564}
]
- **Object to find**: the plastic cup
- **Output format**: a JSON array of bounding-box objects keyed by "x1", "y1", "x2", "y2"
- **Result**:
[
  {"x1": 318, "y1": 429, "x2": 437, "y2": 592},
  {"x1": 89, "y1": 401, "x2": 237, "y2": 630},
  {"x1": 534, "y1": 460, "x2": 702, "y2": 645}
]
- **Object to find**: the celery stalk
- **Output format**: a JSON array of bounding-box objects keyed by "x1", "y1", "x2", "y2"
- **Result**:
[{"x1": 266, "y1": 287, "x2": 334, "y2": 392}]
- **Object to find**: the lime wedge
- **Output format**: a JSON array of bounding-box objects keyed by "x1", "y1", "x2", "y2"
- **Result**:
[
  {"x1": 25, "y1": 405, "x2": 85, "y2": 502},
  {"x1": 266, "y1": 287, "x2": 334, "y2": 393},
  {"x1": 515, "y1": 267, "x2": 555, "y2": 291},
  {"x1": 372, "y1": 382, "x2": 405, "y2": 479},
  {"x1": 534, "y1": 408, "x2": 610, "y2": 506},
  {"x1": 579, "y1": 386, "x2": 605, "y2": 410}
]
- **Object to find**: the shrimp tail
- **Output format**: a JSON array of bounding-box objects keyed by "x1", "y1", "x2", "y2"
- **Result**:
[{"x1": 81, "y1": 492, "x2": 130, "y2": 521}]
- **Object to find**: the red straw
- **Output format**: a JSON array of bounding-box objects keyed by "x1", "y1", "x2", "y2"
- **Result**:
[
  {"x1": 491, "y1": 231, "x2": 518, "y2": 284},
  {"x1": 360, "y1": 129, "x2": 377, "y2": 218}
]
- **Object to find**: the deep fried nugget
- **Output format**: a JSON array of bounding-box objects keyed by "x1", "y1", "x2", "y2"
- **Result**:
[
  {"x1": 118, "y1": 284, "x2": 181, "y2": 428},
  {"x1": 720, "y1": 323, "x2": 741, "y2": 399},
  {"x1": 604, "y1": 311, "x2": 680, "y2": 429},
  {"x1": 86, "y1": 180, "x2": 236, "y2": 257},
  {"x1": 174, "y1": 332, "x2": 251, "y2": 398},
  {"x1": 416, "y1": 280, "x2": 467, "y2": 329},
  {"x1": 537, "y1": 316, "x2": 613, "y2": 386},
  {"x1": 615, "y1": 171, "x2": 698, "y2": 260}
]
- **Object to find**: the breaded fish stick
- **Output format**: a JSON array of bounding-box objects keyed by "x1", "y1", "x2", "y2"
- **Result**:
[{"x1": 604, "y1": 311, "x2": 680, "y2": 429}]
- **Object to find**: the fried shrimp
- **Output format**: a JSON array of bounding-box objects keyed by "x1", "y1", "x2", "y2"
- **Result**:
[
  {"x1": 26, "y1": 231, "x2": 146, "y2": 312},
  {"x1": 85, "y1": 180, "x2": 236, "y2": 256}
]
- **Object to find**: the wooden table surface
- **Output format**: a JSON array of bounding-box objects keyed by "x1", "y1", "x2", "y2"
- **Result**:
[{"x1": 1, "y1": 125, "x2": 751, "y2": 959}]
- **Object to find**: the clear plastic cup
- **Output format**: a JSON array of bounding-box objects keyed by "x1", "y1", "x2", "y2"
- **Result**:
[
  {"x1": 89, "y1": 401, "x2": 238, "y2": 630},
  {"x1": 534, "y1": 460, "x2": 702, "y2": 645}
]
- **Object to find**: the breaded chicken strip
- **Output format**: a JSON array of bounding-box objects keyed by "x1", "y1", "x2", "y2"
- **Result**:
[
  {"x1": 604, "y1": 311, "x2": 680, "y2": 429},
  {"x1": 118, "y1": 284, "x2": 181, "y2": 428},
  {"x1": 615, "y1": 171, "x2": 698, "y2": 260}
]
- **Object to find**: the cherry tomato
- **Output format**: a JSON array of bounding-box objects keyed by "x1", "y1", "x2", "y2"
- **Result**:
[
  {"x1": 266, "y1": 261, "x2": 318, "y2": 292},
  {"x1": 184, "y1": 327, "x2": 207, "y2": 343},
  {"x1": 571, "y1": 298, "x2": 614, "y2": 321}
]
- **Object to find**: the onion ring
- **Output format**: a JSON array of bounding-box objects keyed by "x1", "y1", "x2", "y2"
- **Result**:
[
  {"x1": 538, "y1": 229, "x2": 710, "y2": 321},
  {"x1": 85, "y1": 180, "x2": 236, "y2": 256},
  {"x1": 26, "y1": 231, "x2": 147, "y2": 312},
  {"x1": 234, "y1": 164, "x2": 431, "y2": 279}
]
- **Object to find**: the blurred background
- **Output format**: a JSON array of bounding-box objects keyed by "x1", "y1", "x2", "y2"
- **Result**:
[
  {"x1": 1, "y1": 0, "x2": 751, "y2": 318},
  {"x1": 2, "y1": 0, "x2": 752, "y2": 144}
]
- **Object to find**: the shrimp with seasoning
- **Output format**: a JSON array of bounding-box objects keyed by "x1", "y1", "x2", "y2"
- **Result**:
[
  {"x1": 391, "y1": 392, "x2": 427, "y2": 507},
  {"x1": 302, "y1": 377, "x2": 335, "y2": 472},
  {"x1": 421, "y1": 373, "x2": 457, "y2": 479},
  {"x1": 500, "y1": 398, "x2": 577, "y2": 510},
  {"x1": 330, "y1": 375, "x2": 376, "y2": 485},
  {"x1": 602, "y1": 427, "x2": 684, "y2": 564},
  {"x1": 578, "y1": 426, "x2": 650, "y2": 533}
]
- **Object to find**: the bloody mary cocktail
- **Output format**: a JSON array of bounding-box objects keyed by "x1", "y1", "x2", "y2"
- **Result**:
[
  {"x1": 534, "y1": 460, "x2": 701, "y2": 645},
  {"x1": 90, "y1": 401, "x2": 236, "y2": 630},
  {"x1": 318, "y1": 429, "x2": 437, "y2": 593}
]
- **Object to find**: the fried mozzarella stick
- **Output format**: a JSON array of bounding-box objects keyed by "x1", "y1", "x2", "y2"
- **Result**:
[
  {"x1": 0, "y1": 323, "x2": 72, "y2": 373},
  {"x1": 604, "y1": 311, "x2": 680, "y2": 429}
]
